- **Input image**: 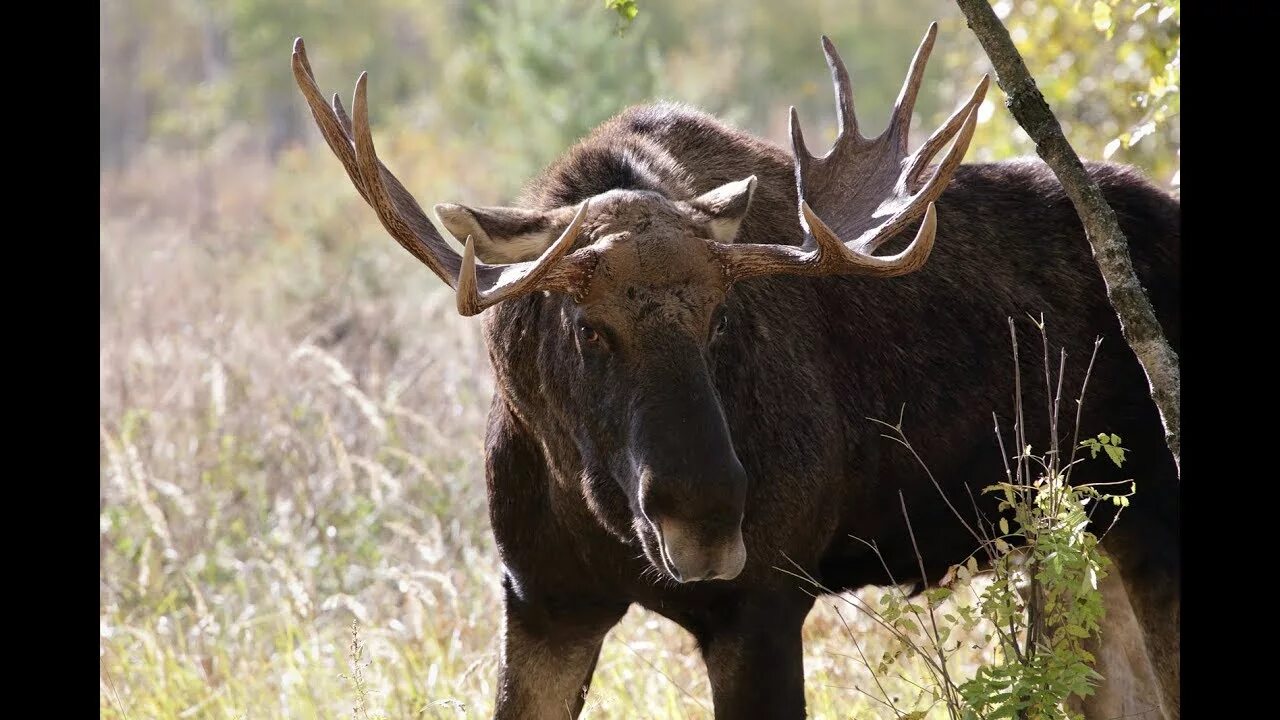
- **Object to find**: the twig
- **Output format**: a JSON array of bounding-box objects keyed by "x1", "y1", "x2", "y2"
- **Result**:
[
  {"x1": 869, "y1": 416, "x2": 985, "y2": 549},
  {"x1": 774, "y1": 556, "x2": 950, "y2": 682},
  {"x1": 1068, "y1": 337, "x2": 1103, "y2": 470},
  {"x1": 820, "y1": 683, "x2": 900, "y2": 712},
  {"x1": 899, "y1": 491, "x2": 961, "y2": 719},
  {"x1": 619, "y1": 640, "x2": 710, "y2": 713},
  {"x1": 833, "y1": 605, "x2": 903, "y2": 719}
]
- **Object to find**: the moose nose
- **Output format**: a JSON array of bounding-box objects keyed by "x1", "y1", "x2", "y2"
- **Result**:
[{"x1": 656, "y1": 517, "x2": 747, "y2": 582}]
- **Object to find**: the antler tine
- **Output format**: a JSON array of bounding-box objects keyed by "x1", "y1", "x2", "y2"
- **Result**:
[
  {"x1": 789, "y1": 106, "x2": 813, "y2": 169},
  {"x1": 802, "y1": 200, "x2": 938, "y2": 277},
  {"x1": 905, "y1": 75, "x2": 989, "y2": 186},
  {"x1": 820, "y1": 36, "x2": 860, "y2": 141},
  {"x1": 888, "y1": 22, "x2": 939, "y2": 151},
  {"x1": 293, "y1": 38, "x2": 461, "y2": 285},
  {"x1": 858, "y1": 102, "x2": 978, "y2": 256},
  {"x1": 350, "y1": 73, "x2": 461, "y2": 285},
  {"x1": 332, "y1": 93, "x2": 353, "y2": 136},
  {"x1": 291, "y1": 39, "x2": 371, "y2": 204},
  {"x1": 456, "y1": 201, "x2": 591, "y2": 316}
]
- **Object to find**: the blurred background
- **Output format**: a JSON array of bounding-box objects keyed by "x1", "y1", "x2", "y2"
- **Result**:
[{"x1": 99, "y1": 1, "x2": 1179, "y2": 717}]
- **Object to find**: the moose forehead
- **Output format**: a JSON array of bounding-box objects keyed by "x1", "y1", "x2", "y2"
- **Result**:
[{"x1": 578, "y1": 189, "x2": 728, "y2": 315}]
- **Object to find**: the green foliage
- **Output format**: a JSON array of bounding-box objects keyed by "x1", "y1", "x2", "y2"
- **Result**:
[
  {"x1": 1079, "y1": 432, "x2": 1128, "y2": 467},
  {"x1": 605, "y1": 0, "x2": 640, "y2": 30},
  {"x1": 854, "y1": 320, "x2": 1138, "y2": 719},
  {"x1": 957, "y1": 463, "x2": 1125, "y2": 720},
  {"x1": 943, "y1": 0, "x2": 1179, "y2": 187},
  {"x1": 860, "y1": 461, "x2": 1131, "y2": 719}
]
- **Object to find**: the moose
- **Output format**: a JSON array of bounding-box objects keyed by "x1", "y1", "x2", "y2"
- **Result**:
[{"x1": 291, "y1": 22, "x2": 1178, "y2": 720}]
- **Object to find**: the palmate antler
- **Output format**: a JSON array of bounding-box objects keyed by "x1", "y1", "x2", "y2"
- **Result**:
[
  {"x1": 290, "y1": 38, "x2": 597, "y2": 316},
  {"x1": 719, "y1": 23, "x2": 989, "y2": 280}
]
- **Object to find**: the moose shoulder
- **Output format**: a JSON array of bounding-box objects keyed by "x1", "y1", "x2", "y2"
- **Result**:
[{"x1": 292, "y1": 23, "x2": 1178, "y2": 720}]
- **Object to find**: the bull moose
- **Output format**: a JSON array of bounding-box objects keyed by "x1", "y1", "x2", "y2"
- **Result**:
[{"x1": 290, "y1": 21, "x2": 1178, "y2": 720}]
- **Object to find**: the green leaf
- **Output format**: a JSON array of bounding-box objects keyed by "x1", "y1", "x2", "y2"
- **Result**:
[
  {"x1": 1066, "y1": 624, "x2": 1091, "y2": 638},
  {"x1": 1103, "y1": 443, "x2": 1126, "y2": 467},
  {"x1": 603, "y1": 0, "x2": 639, "y2": 23},
  {"x1": 925, "y1": 588, "x2": 952, "y2": 604},
  {"x1": 999, "y1": 517, "x2": 1010, "y2": 535},
  {"x1": 1083, "y1": 565, "x2": 1098, "y2": 591}
]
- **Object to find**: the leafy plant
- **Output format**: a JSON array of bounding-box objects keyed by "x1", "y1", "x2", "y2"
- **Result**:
[{"x1": 787, "y1": 317, "x2": 1138, "y2": 720}]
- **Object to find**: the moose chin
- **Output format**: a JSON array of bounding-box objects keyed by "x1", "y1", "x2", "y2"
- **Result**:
[{"x1": 291, "y1": 20, "x2": 1179, "y2": 720}]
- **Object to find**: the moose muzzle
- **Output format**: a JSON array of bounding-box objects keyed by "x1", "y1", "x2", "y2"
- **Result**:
[
  {"x1": 631, "y1": 338, "x2": 749, "y2": 583},
  {"x1": 656, "y1": 516, "x2": 747, "y2": 582}
]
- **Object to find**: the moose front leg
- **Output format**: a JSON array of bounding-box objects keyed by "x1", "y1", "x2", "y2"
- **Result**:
[
  {"x1": 1103, "y1": 538, "x2": 1180, "y2": 720},
  {"x1": 694, "y1": 592, "x2": 815, "y2": 719},
  {"x1": 494, "y1": 576, "x2": 627, "y2": 720}
]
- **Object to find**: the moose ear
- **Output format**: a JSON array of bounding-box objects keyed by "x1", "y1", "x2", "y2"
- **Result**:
[
  {"x1": 688, "y1": 176, "x2": 757, "y2": 243},
  {"x1": 434, "y1": 204, "x2": 567, "y2": 263}
]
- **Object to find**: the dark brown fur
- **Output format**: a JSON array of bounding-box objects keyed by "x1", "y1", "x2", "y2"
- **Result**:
[{"x1": 479, "y1": 102, "x2": 1179, "y2": 718}]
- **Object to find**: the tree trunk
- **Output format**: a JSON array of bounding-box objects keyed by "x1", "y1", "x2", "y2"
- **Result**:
[{"x1": 954, "y1": 0, "x2": 1180, "y2": 478}]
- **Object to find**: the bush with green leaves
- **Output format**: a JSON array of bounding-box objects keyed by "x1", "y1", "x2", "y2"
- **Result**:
[{"x1": 792, "y1": 318, "x2": 1139, "y2": 720}]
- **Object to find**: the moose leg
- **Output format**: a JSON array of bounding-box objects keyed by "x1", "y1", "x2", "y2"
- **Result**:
[
  {"x1": 695, "y1": 593, "x2": 814, "y2": 719},
  {"x1": 1116, "y1": 558, "x2": 1179, "y2": 719},
  {"x1": 494, "y1": 577, "x2": 627, "y2": 720},
  {"x1": 1066, "y1": 554, "x2": 1167, "y2": 720},
  {"x1": 1101, "y1": 531, "x2": 1180, "y2": 720}
]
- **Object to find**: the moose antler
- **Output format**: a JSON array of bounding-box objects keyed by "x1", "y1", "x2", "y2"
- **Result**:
[
  {"x1": 290, "y1": 38, "x2": 595, "y2": 316},
  {"x1": 720, "y1": 23, "x2": 989, "y2": 280}
]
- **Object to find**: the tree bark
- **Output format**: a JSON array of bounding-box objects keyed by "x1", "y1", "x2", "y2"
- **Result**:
[{"x1": 954, "y1": 0, "x2": 1180, "y2": 478}]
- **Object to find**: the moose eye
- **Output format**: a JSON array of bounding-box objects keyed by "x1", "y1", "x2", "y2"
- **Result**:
[
  {"x1": 579, "y1": 323, "x2": 601, "y2": 344},
  {"x1": 711, "y1": 312, "x2": 729, "y2": 339}
]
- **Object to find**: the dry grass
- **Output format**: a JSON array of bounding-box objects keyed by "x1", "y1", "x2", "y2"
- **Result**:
[{"x1": 100, "y1": 134, "x2": 996, "y2": 720}]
